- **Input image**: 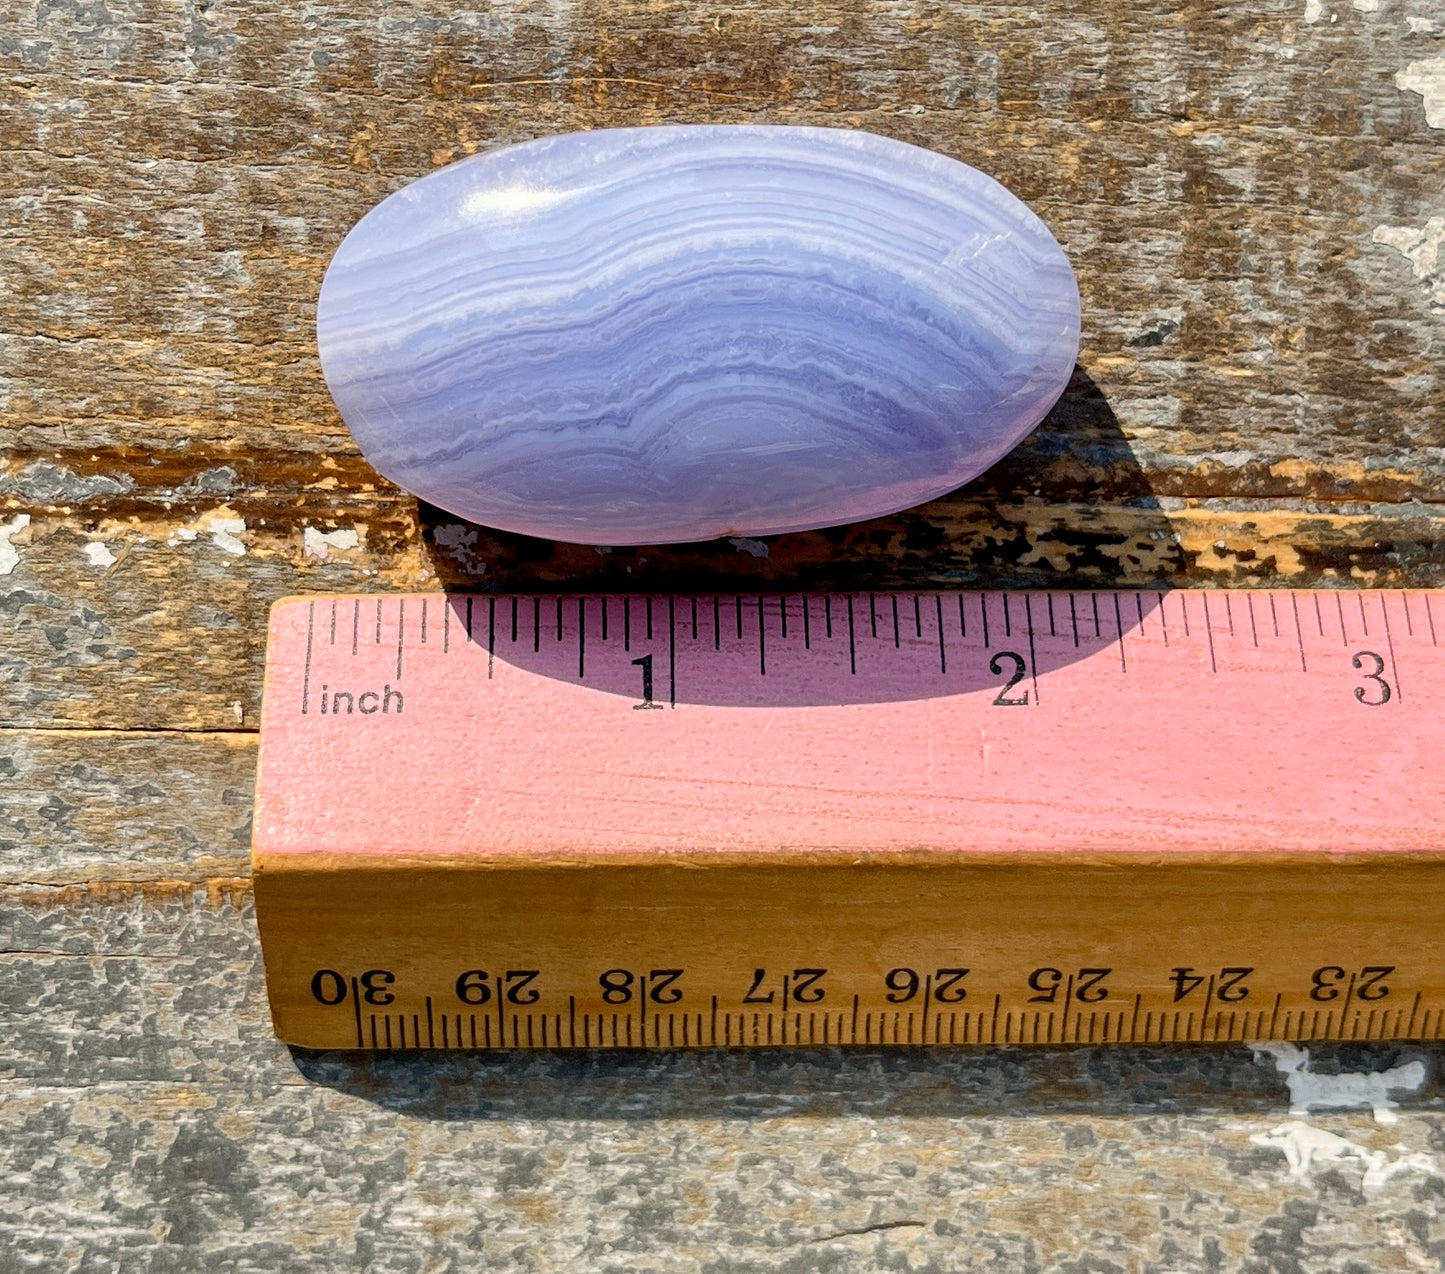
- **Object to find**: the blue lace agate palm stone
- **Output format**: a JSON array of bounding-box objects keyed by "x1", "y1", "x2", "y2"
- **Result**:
[{"x1": 317, "y1": 126, "x2": 1080, "y2": 545}]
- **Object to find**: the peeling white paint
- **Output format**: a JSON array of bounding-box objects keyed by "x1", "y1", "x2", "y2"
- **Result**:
[
  {"x1": 303, "y1": 526, "x2": 360, "y2": 562},
  {"x1": 1350, "y1": 0, "x2": 1379, "y2": 11},
  {"x1": 206, "y1": 516, "x2": 248, "y2": 557},
  {"x1": 1304, "y1": 0, "x2": 1325, "y2": 22},
  {"x1": 434, "y1": 523, "x2": 488, "y2": 575},
  {"x1": 1373, "y1": 216, "x2": 1445, "y2": 310},
  {"x1": 231, "y1": 700, "x2": 244, "y2": 723},
  {"x1": 1252, "y1": 1041, "x2": 1427, "y2": 1123},
  {"x1": 0, "y1": 513, "x2": 31, "y2": 575},
  {"x1": 82, "y1": 541, "x2": 116, "y2": 568},
  {"x1": 163, "y1": 510, "x2": 249, "y2": 556},
  {"x1": 728, "y1": 537, "x2": 770, "y2": 558},
  {"x1": 1397, "y1": 57, "x2": 1445, "y2": 128},
  {"x1": 1251, "y1": 1122, "x2": 1443, "y2": 1192},
  {"x1": 1406, "y1": 15, "x2": 1439, "y2": 32}
]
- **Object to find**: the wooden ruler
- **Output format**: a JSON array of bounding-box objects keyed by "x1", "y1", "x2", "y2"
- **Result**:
[{"x1": 253, "y1": 589, "x2": 1445, "y2": 1050}]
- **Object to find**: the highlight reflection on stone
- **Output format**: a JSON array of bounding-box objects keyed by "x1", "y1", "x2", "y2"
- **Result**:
[{"x1": 317, "y1": 125, "x2": 1081, "y2": 545}]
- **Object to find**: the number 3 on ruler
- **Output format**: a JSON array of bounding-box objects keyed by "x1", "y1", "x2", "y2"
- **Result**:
[{"x1": 1352, "y1": 651, "x2": 1393, "y2": 706}]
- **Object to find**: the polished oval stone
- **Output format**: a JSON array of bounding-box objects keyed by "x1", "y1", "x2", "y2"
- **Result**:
[{"x1": 317, "y1": 125, "x2": 1080, "y2": 545}]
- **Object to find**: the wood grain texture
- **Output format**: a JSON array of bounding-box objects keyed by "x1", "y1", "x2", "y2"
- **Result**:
[{"x1": 4, "y1": 0, "x2": 1445, "y2": 1266}]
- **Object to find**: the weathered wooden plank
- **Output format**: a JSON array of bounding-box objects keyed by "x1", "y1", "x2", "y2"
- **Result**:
[
  {"x1": 3, "y1": 1076, "x2": 1444, "y2": 1272},
  {"x1": 3, "y1": 1, "x2": 1443, "y2": 519},
  {"x1": 0, "y1": 728, "x2": 255, "y2": 884}
]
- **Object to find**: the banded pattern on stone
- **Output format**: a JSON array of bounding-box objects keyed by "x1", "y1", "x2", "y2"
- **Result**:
[{"x1": 317, "y1": 126, "x2": 1080, "y2": 545}]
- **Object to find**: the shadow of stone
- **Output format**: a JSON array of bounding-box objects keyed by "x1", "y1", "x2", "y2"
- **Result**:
[
  {"x1": 440, "y1": 586, "x2": 1160, "y2": 706},
  {"x1": 418, "y1": 366, "x2": 1190, "y2": 593},
  {"x1": 287, "y1": 1041, "x2": 1441, "y2": 1123}
]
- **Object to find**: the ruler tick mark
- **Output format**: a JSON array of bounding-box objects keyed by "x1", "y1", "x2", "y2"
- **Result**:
[
  {"x1": 890, "y1": 595, "x2": 898, "y2": 647},
  {"x1": 1336, "y1": 593, "x2": 1348, "y2": 646},
  {"x1": 1425, "y1": 594, "x2": 1438, "y2": 646},
  {"x1": 352, "y1": 600, "x2": 360, "y2": 655},
  {"x1": 1179, "y1": 592, "x2": 1190, "y2": 638},
  {"x1": 1004, "y1": 594, "x2": 1012, "y2": 640},
  {"x1": 981, "y1": 596, "x2": 991, "y2": 649},
  {"x1": 420, "y1": 599, "x2": 427, "y2": 645},
  {"x1": 1247, "y1": 594, "x2": 1258, "y2": 648},
  {"x1": 330, "y1": 601, "x2": 337, "y2": 646},
  {"x1": 691, "y1": 597, "x2": 698, "y2": 641},
  {"x1": 1401, "y1": 591, "x2": 1413, "y2": 636},
  {"x1": 1290, "y1": 593, "x2": 1307, "y2": 672},
  {"x1": 668, "y1": 597, "x2": 677, "y2": 706},
  {"x1": 487, "y1": 598, "x2": 495, "y2": 678},
  {"x1": 1380, "y1": 595, "x2": 1404, "y2": 704},
  {"x1": 646, "y1": 597, "x2": 653, "y2": 642},
  {"x1": 779, "y1": 596, "x2": 787, "y2": 641},
  {"x1": 758, "y1": 596, "x2": 766, "y2": 675},
  {"x1": 1025, "y1": 595, "x2": 1040, "y2": 705},
  {"x1": 302, "y1": 602, "x2": 314, "y2": 714},
  {"x1": 578, "y1": 598, "x2": 586, "y2": 678},
  {"x1": 557, "y1": 597, "x2": 564, "y2": 642},
  {"x1": 1112, "y1": 595, "x2": 1127, "y2": 672},
  {"x1": 1224, "y1": 593, "x2": 1235, "y2": 637},
  {"x1": 803, "y1": 596, "x2": 811, "y2": 649},
  {"x1": 442, "y1": 599, "x2": 450, "y2": 653},
  {"x1": 735, "y1": 596, "x2": 743, "y2": 641},
  {"x1": 1047, "y1": 594, "x2": 1056, "y2": 638},
  {"x1": 1202, "y1": 594, "x2": 1218, "y2": 673},
  {"x1": 396, "y1": 600, "x2": 404, "y2": 679},
  {"x1": 1091, "y1": 593, "x2": 1101, "y2": 639},
  {"x1": 913, "y1": 595, "x2": 922, "y2": 640},
  {"x1": 1069, "y1": 594, "x2": 1079, "y2": 648},
  {"x1": 870, "y1": 595, "x2": 878, "y2": 641},
  {"x1": 1268, "y1": 593, "x2": 1280, "y2": 639},
  {"x1": 1357, "y1": 593, "x2": 1369, "y2": 638},
  {"x1": 847, "y1": 596, "x2": 857, "y2": 674},
  {"x1": 533, "y1": 597, "x2": 541, "y2": 652},
  {"x1": 936, "y1": 595, "x2": 947, "y2": 673},
  {"x1": 601, "y1": 597, "x2": 608, "y2": 642}
]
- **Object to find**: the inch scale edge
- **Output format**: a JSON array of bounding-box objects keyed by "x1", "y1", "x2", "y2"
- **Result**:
[{"x1": 253, "y1": 589, "x2": 1445, "y2": 1050}]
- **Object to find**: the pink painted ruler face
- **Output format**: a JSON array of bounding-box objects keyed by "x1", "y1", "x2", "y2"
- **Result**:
[{"x1": 254, "y1": 591, "x2": 1445, "y2": 861}]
